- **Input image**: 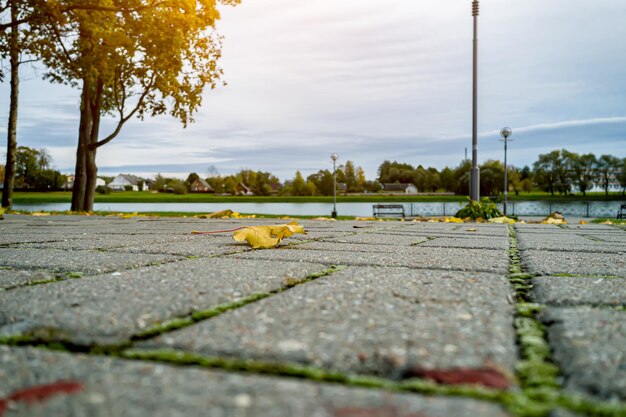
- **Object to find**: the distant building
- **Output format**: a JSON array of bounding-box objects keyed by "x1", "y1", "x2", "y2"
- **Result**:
[
  {"x1": 109, "y1": 174, "x2": 145, "y2": 191},
  {"x1": 63, "y1": 175, "x2": 106, "y2": 190},
  {"x1": 190, "y1": 178, "x2": 213, "y2": 193},
  {"x1": 382, "y1": 183, "x2": 418, "y2": 194}
]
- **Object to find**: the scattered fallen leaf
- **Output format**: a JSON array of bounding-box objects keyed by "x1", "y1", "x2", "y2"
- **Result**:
[
  {"x1": 355, "y1": 217, "x2": 377, "y2": 221},
  {"x1": 541, "y1": 217, "x2": 566, "y2": 225},
  {"x1": 443, "y1": 217, "x2": 464, "y2": 223},
  {"x1": 192, "y1": 221, "x2": 306, "y2": 249},
  {"x1": 199, "y1": 209, "x2": 234, "y2": 219},
  {"x1": 30, "y1": 212, "x2": 50, "y2": 217},
  {"x1": 311, "y1": 217, "x2": 336, "y2": 221},
  {"x1": 599, "y1": 220, "x2": 613, "y2": 225},
  {"x1": 579, "y1": 220, "x2": 588, "y2": 225},
  {"x1": 487, "y1": 216, "x2": 516, "y2": 224},
  {"x1": 466, "y1": 228, "x2": 478, "y2": 232},
  {"x1": 401, "y1": 366, "x2": 511, "y2": 389},
  {"x1": 233, "y1": 222, "x2": 306, "y2": 248}
]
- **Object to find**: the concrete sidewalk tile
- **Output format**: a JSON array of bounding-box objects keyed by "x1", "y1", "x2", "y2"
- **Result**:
[
  {"x1": 0, "y1": 248, "x2": 181, "y2": 274},
  {"x1": 540, "y1": 307, "x2": 626, "y2": 401},
  {"x1": 233, "y1": 246, "x2": 510, "y2": 273},
  {"x1": 0, "y1": 258, "x2": 327, "y2": 346},
  {"x1": 140, "y1": 267, "x2": 517, "y2": 379},
  {"x1": 520, "y1": 249, "x2": 626, "y2": 277},
  {"x1": 0, "y1": 346, "x2": 511, "y2": 417},
  {"x1": 532, "y1": 276, "x2": 626, "y2": 306}
]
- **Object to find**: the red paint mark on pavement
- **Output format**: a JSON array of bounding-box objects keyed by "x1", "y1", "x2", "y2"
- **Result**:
[
  {"x1": 0, "y1": 381, "x2": 83, "y2": 416},
  {"x1": 403, "y1": 366, "x2": 511, "y2": 389}
]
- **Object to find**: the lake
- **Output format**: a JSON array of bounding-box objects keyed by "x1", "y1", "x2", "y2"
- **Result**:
[{"x1": 13, "y1": 200, "x2": 626, "y2": 218}]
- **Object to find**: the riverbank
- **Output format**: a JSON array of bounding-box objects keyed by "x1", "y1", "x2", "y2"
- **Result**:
[{"x1": 11, "y1": 190, "x2": 626, "y2": 204}]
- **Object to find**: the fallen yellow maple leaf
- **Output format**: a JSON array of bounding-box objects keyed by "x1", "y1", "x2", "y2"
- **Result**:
[{"x1": 192, "y1": 221, "x2": 306, "y2": 249}]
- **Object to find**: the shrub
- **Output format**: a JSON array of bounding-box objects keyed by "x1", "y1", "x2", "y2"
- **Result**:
[
  {"x1": 455, "y1": 197, "x2": 503, "y2": 220},
  {"x1": 95, "y1": 185, "x2": 110, "y2": 194},
  {"x1": 124, "y1": 185, "x2": 134, "y2": 191}
]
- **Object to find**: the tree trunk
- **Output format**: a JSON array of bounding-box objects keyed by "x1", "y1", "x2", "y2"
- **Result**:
[
  {"x1": 71, "y1": 78, "x2": 103, "y2": 212},
  {"x1": 1, "y1": 0, "x2": 20, "y2": 209},
  {"x1": 71, "y1": 79, "x2": 94, "y2": 211}
]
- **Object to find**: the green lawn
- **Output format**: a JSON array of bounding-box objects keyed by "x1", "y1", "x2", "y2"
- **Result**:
[{"x1": 11, "y1": 191, "x2": 626, "y2": 204}]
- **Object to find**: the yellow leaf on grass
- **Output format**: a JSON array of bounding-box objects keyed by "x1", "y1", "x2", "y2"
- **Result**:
[{"x1": 233, "y1": 222, "x2": 307, "y2": 249}]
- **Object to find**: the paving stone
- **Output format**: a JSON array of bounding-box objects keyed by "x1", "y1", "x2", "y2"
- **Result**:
[
  {"x1": 520, "y1": 250, "x2": 626, "y2": 277},
  {"x1": 0, "y1": 248, "x2": 181, "y2": 274},
  {"x1": 140, "y1": 267, "x2": 517, "y2": 379},
  {"x1": 0, "y1": 269, "x2": 58, "y2": 289},
  {"x1": 0, "y1": 258, "x2": 327, "y2": 345},
  {"x1": 0, "y1": 346, "x2": 510, "y2": 417},
  {"x1": 321, "y1": 233, "x2": 429, "y2": 246},
  {"x1": 232, "y1": 246, "x2": 510, "y2": 273},
  {"x1": 532, "y1": 276, "x2": 626, "y2": 306},
  {"x1": 419, "y1": 236, "x2": 509, "y2": 250},
  {"x1": 540, "y1": 307, "x2": 626, "y2": 401}
]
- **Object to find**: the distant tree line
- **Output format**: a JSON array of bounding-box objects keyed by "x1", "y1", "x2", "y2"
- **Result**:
[{"x1": 4, "y1": 146, "x2": 624, "y2": 197}]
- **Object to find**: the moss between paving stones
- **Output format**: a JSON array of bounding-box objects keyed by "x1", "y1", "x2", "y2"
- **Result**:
[{"x1": 506, "y1": 225, "x2": 626, "y2": 417}]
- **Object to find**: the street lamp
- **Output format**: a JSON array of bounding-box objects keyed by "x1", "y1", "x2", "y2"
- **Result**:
[
  {"x1": 331, "y1": 153, "x2": 338, "y2": 218},
  {"x1": 500, "y1": 127, "x2": 513, "y2": 215},
  {"x1": 470, "y1": 0, "x2": 480, "y2": 201}
]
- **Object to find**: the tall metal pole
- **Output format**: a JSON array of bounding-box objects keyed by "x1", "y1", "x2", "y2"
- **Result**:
[
  {"x1": 500, "y1": 127, "x2": 512, "y2": 216},
  {"x1": 470, "y1": 0, "x2": 480, "y2": 201},
  {"x1": 331, "y1": 153, "x2": 338, "y2": 218},
  {"x1": 504, "y1": 139, "x2": 508, "y2": 214}
]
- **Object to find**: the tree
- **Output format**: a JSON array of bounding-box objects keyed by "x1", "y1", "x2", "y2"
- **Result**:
[
  {"x1": 307, "y1": 170, "x2": 334, "y2": 196},
  {"x1": 595, "y1": 154, "x2": 621, "y2": 196},
  {"x1": 343, "y1": 160, "x2": 357, "y2": 191},
  {"x1": 32, "y1": 0, "x2": 239, "y2": 211},
  {"x1": 533, "y1": 150, "x2": 570, "y2": 195},
  {"x1": 618, "y1": 158, "x2": 626, "y2": 196},
  {"x1": 563, "y1": 151, "x2": 596, "y2": 196},
  {"x1": 439, "y1": 167, "x2": 455, "y2": 192},
  {"x1": 479, "y1": 160, "x2": 504, "y2": 196},
  {"x1": 291, "y1": 171, "x2": 306, "y2": 196}
]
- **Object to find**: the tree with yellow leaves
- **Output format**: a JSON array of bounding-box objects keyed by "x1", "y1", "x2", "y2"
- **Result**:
[{"x1": 31, "y1": 0, "x2": 238, "y2": 211}]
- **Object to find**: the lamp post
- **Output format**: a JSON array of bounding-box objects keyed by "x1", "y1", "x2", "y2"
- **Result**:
[
  {"x1": 500, "y1": 127, "x2": 512, "y2": 215},
  {"x1": 331, "y1": 153, "x2": 338, "y2": 218},
  {"x1": 470, "y1": 0, "x2": 480, "y2": 201}
]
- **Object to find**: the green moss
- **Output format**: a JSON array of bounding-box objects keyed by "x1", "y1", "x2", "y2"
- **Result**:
[{"x1": 66, "y1": 271, "x2": 85, "y2": 279}]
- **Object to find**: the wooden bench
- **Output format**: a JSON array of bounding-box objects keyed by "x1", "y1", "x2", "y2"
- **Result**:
[
  {"x1": 617, "y1": 204, "x2": 626, "y2": 219},
  {"x1": 373, "y1": 204, "x2": 405, "y2": 218}
]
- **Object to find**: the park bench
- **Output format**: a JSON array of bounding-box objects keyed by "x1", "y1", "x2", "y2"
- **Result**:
[
  {"x1": 617, "y1": 204, "x2": 626, "y2": 219},
  {"x1": 373, "y1": 204, "x2": 405, "y2": 218}
]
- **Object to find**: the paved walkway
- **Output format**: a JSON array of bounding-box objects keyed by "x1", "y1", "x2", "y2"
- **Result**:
[{"x1": 0, "y1": 215, "x2": 624, "y2": 417}]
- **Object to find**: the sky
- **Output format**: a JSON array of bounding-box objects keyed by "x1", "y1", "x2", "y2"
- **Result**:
[{"x1": 1, "y1": 0, "x2": 625, "y2": 181}]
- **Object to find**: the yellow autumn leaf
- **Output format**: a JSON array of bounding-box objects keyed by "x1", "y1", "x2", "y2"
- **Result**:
[
  {"x1": 199, "y1": 209, "x2": 233, "y2": 219},
  {"x1": 233, "y1": 222, "x2": 307, "y2": 249},
  {"x1": 579, "y1": 220, "x2": 588, "y2": 225},
  {"x1": 541, "y1": 218, "x2": 566, "y2": 225},
  {"x1": 599, "y1": 220, "x2": 613, "y2": 225},
  {"x1": 444, "y1": 217, "x2": 464, "y2": 223},
  {"x1": 487, "y1": 217, "x2": 516, "y2": 224}
]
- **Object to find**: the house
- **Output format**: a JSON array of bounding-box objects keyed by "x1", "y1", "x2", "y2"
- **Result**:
[
  {"x1": 190, "y1": 178, "x2": 213, "y2": 193},
  {"x1": 109, "y1": 174, "x2": 145, "y2": 191},
  {"x1": 382, "y1": 183, "x2": 418, "y2": 194},
  {"x1": 63, "y1": 175, "x2": 106, "y2": 190},
  {"x1": 235, "y1": 182, "x2": 254, "y2": 196}
]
